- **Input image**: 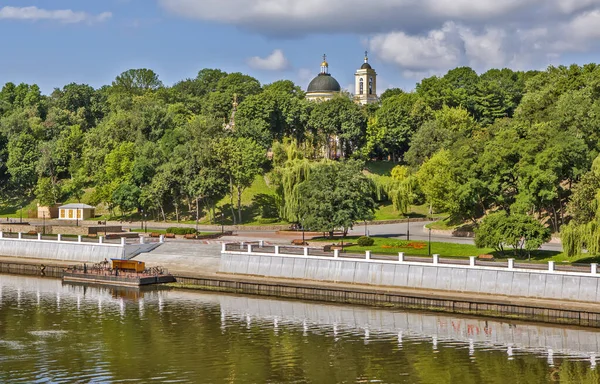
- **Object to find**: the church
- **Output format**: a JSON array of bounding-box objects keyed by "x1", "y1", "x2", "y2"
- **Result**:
[
  {"x1": 305, "y1": 52, "x2": 378, "y2": 158},
  {"x1": 306, "y1": 52, "x2": 378, "y2": 105}
]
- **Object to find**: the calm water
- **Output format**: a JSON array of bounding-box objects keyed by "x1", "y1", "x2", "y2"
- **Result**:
[{"x1": 0, "y1": 275, "x2": 599, "y2": 383}]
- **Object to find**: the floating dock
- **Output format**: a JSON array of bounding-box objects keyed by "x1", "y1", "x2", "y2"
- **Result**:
[{"x1": 62, "y1": 259, "x2": 175, "y2": 287}]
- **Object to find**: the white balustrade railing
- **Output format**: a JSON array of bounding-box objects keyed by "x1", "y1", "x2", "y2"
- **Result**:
[{"x1": 222, "y1": 242, "x2": 599, "y2": 277}]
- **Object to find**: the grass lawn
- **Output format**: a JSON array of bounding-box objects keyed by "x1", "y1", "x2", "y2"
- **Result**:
[
  {"x1": 311, "y1": 236, "x2": 494, "y2": 258},
  {"x1": 365, "y1": 161, "x2": 397, "y2": 176},
  {"x1": 309, "y1": 235, "x2": 594, "y2": 264},
  {"x1": 373, "y1": 202, "x2": 448, "y2": 221}
]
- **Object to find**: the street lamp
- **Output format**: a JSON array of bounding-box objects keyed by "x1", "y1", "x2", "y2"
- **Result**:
[
  {"x1": 407, "y1": 216, "x2": 410, "y2": 241},
  {"x1": 301, "y1": 218, "x2": 305, "y2": 245},
  {"x1": 221, "y1": 212, "x2": 224, "y2": 234},
  {"x1": 364, "y1": 220, "x2": 367, "y2": 237},
  {"x1": 144, "y1": 212, "x2": 147, "y2": 233},
  {"x1": 428, "y1": 227, "x2": 432, "y2": 256},
  {"x1": 19, "y1": 205, "x2": 22, "y2": 224},
  {"x1": 42, "y1": 212, "x2": 46, "y2": 235}
]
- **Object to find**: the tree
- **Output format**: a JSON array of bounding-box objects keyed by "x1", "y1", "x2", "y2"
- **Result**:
[
  {"x1": 308, "y1": 96, "x2": 366, "y2": 158},
  {"x1": 35, "y1": 177, "x2": 61, "y2": 206},
  {"x1": 296, "y1": 161, "x2": 375, "y2": 238},
  {"x1": 212, "y1": 137, "x2": 265, "y2": 224},
  {"x1": 112, "y1": 183, "x2": 141, "y2": 218},
  {"x1": 416, "y1": 149, "x2": 459, "y2": 215},
  {"x1": 112, "y1": 69, "x2": 163, "y2": 94},
  {"x1": 7, "y1": 132, "x2": 39, "y2": 192},
  {"x1": 475, "y1": 211, "x2": 550, "y2": 258}
]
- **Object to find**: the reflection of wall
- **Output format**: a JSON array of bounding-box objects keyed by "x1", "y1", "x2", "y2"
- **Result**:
[
  {"x1": 204, "y1": 293, "x2": 600, "y2": 361},
  {"x1": 2, "y1": 273, "x2": 599, "y2": 362},
  {"x1": 220, "y1": 252, "x2": 600, "y2": 303}
]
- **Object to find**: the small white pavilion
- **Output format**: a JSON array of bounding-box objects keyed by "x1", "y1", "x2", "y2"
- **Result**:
[{"x1": 58, "y1": 204, "x2": 95, "y2": 221}]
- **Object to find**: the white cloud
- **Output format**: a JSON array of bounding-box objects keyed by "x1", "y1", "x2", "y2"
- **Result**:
[
  {"x1": 247, "y1": 49, "x2": 290, "y2": 71},
  {"x1": 0, "y1": 6, "x2": 112, "y2": 24},
  {"x1": 159, "y1": 0, "x2": 600, "y2": 75},
  {"x1": 369, "y1": 23, "x2": 462, "y2": 73}
]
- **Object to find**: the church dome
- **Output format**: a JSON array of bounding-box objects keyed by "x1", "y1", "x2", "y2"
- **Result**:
[
  {"x1": 360, "y1": 62, "x2": 372, "y2": 70},
  {"x1": 307, "y1": 73, "x2": 341, "y2": 93}
]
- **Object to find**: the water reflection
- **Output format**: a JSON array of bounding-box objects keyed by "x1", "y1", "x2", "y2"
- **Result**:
[{"x1": 0, "y1": 274, "x2": 598, "y2": 383}]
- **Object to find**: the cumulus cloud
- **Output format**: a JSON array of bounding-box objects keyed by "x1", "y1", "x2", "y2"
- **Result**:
[
  {"x1": 0, "y1": 6, "x2": 112, "y2": 24},
  {"x1": 247, "y1": 49, "x2": 290, "y2": 71},
  {"x1": 158, "y1": 0, "x2": 592, "y2": 34},
  {"x1": 159, "y1": 0, "x2": 600, "y2": 74}
]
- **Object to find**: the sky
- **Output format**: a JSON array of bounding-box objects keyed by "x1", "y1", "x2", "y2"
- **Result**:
[{"x1": 2, "y1": 0, "x2": 600, "y2": 94}]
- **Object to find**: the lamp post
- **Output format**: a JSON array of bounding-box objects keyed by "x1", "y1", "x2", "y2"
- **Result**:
[
  {"x1": 42, "y1": 212, "x2": 46, "y2": 236},
  {"x1": 195, "y1": 198, "x2": 199, "y2": 234},
  {"x1": 221, "y1": 212, "x2": 224, "y2": 234},
  {"x1": 141, "y1": 209, "x2": 144, "y2": 231},
  {"x1": 428, "y1": 227, "x2": 432, "y2": 256},
  {"x1": 19, "y1": 205, "x2": 22, "y2": 224},
  {"x1": 301, "y1": 218, "x2": 305, "y2": 245},
  {"x1": 144, "y1": 212, "x2": 147, "y2": 233},
  {"x1": 407, "y1": 216, "x2": 410, "y2": 241},
  {"x1": 364, "y1": 220, "x2": 367, "y2": 237}
]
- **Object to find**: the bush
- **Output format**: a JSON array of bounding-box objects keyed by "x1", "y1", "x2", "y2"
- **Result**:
[
  {"x1": 165, "y1": 227, "x2": 197, "y2": 235},
  {"x1": 257, "y1": 217, "x2": 280, "y2": 224},
  {"x1": 357, "y1": 236, "x2": 375, "y2": 246}
]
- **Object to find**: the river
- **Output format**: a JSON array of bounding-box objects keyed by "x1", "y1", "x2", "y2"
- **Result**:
[{"x1": 0, "y1": 274, "x2": 598, "y2": 383}]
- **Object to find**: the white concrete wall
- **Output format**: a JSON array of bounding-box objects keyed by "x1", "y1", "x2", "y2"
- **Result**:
[
  {"x1": 0, "y1": 238, "x2": 159, "y2": 263},
  {"x1": 220, "y1": 251, "x2": 600, "y2": 303}
]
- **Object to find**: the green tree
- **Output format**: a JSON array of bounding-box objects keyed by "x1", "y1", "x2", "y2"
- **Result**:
[
  {"x1": 112, "y1": 182, "x2": 141, "y2": 218},
  {"x1": 475, "y1": 211, "x2": 550, "y2": 258},
  {"x1": 35, "y1": 177, "x2": 61, "y2": 206},
  {"x1": 212, "y1": 137, "x2": 265, "y2": 224},
  {"x1": 416, "y1": 149, "x2": 459, "y2": 215},
  {"x1": 112, "y1": 69, "x2": 163, "y2": 94},
  {"x1": 297, "y1": 161, "x2": 375, "y2": 238}
]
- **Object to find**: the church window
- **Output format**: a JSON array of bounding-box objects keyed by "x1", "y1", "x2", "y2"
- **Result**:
[
  {"x1": 359, "y1": 78, "x2": 364, "y2": 95},
  {"x1": 369, "y1": 77, "x2": 373, "y2": 95}
]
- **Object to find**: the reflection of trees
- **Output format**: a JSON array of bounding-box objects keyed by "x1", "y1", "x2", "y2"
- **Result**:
[{"x1": 0, "y1": 288, "x2": 597, "y2": 383}]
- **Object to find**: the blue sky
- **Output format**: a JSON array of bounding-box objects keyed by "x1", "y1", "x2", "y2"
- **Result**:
[{"x1": 2, "y1": 0, "x2": 600, "y2": 94}]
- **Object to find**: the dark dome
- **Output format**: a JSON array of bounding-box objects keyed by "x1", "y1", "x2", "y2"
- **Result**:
[
  {"x1": 361, "y1": 62, "x2": 372, "y2": 69},
  {"x1": 307, "y1": 73, "x2": 341, "y2": 93}
]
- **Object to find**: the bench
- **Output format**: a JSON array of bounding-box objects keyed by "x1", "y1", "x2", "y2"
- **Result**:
[
  {"x1": 88, "y1": 234, "x2": 98, "y2": 238},
  {"x1": 165, "y1": 233, "x2": 176, "y2": 239},
  {"x1": 184, "y1": 234, "x2": 197, "y2": 240},
  {"x1": 478, "y1": 254, "x2": 494, "y2": 260},
  {"x1": 27, "y1": 231, "x2": 37, "y2": 236},
  {"x1": 149, "y1": 232, "x2": 161, "y2": 238},
  {"x1": 291, "y1": 239, "x2": 308, "y2": 246}
]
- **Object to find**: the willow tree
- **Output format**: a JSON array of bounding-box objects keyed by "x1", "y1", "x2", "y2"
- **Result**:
[{"x1": 271, "y1": 140, "x2": 314, "y2": 222}]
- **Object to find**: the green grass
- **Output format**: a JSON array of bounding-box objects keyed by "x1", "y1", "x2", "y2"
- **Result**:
[
  {"x1": 425, "y1": 217, "x2": 475, "y2": 231},
  {"x1": 0, "y1": 199, "x2": 38, "y2": 219},
  {"x1": 311, "y1": 236, "x2": 493, "y2": 257},
  {"x1": 364, "y1": 161, "x2": 397, "y2": 176},
  {"x1": 308, "y1": 235, "x2": 593, "y2": 264},
  {"x1": 372, "y1": 202, "x2": 448, "y2": 221}
]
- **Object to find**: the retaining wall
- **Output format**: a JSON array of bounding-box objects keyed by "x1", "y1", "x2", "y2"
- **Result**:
[
  {"x1": 0, "y1": 238, "x2": 161, "y2": 263},
  {"x1": 220, "y1": 248, "x2": 600, "y2": 304}
]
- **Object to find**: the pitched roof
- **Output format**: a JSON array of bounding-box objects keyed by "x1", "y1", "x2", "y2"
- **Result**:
[{"x1": 59, "y1": 203, "x2": 94, "y2": 209}]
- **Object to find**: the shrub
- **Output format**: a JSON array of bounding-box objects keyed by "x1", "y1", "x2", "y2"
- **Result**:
[
  {"x1": 257, "y1": 218, "x2": 280, "y2": 224},
  {"x1": 165, "y1": 227, "x2": 197, "y2": 235},
  {"x1": 357, "y1": 236, "x2": 375, "y2": 246}
]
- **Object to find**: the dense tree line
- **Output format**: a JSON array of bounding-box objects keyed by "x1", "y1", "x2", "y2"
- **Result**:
[{"x1": 1, "y1": 64, "x2": 599, "y2": 246}]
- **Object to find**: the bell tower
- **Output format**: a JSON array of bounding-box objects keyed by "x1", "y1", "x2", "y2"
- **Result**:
[{"x1": 354, "y1": 51, "x2": 378, "y2": 105}]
